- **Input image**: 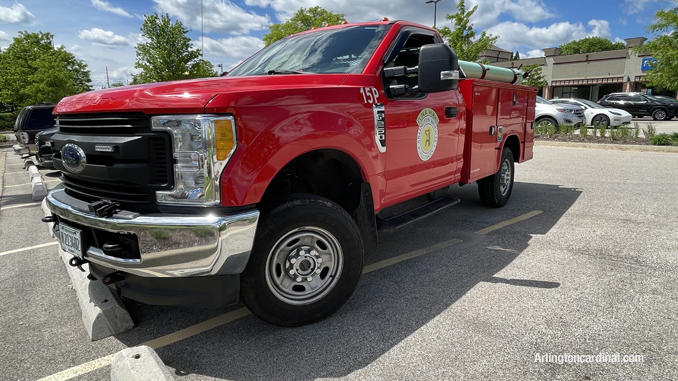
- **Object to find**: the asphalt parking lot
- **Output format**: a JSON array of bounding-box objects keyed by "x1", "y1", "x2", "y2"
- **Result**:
[{"x1": 1, "y1": 145, "x2": 677, "y2": 381}]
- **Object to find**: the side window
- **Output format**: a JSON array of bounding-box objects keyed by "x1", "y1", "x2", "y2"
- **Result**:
[
  {"x1": 383, "y1": 32, "x2": 436, "y2": 99},
  {"x1": 26, "y1": 108, "x2": 56, "y2": 130},
  {"x1": 629, "y1": 95, "x2": 643, "y2": 102}
]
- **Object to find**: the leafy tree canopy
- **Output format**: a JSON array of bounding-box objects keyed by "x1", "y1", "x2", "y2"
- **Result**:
[
  {"x1": 635, "y1": 0, "x2": 678, "y2": 90},
  {"x1": 522, "y1": 63, "x2": 548, "y2": 88},
  {"x1": 558, "y1": 36, "x2": 625, "y2": 55},
  {"x1": 263, "y1": 6, "x2": 345, "y2": 46},
  {"x1": 132, "y1": 13, "x2": 216, "y2": 84},
  {"x1": 110, "y1": 82, "x2": 125, "y2": 87},
  {"x1": 0, "y1": 31, "x2": 91, "y2": 109},
  {"x1": 436, "y1": 0, "x2": 498, "y2": 62}
]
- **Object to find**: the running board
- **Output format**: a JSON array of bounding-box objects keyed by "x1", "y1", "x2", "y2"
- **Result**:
[{"x1": 378, "y1": 196, "x2": 461, "y2": 232}]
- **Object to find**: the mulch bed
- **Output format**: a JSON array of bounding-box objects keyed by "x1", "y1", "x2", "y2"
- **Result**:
[{"x1": 535, "y1": 135, "x2": 659, "y2": 146}]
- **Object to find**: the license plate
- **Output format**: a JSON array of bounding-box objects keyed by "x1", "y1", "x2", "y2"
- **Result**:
[{"x1": 59, "y1": 224, "x2": 84, "y2": 260}]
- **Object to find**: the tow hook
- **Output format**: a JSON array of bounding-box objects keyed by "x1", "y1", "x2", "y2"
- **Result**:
[
  {"x1": 68, "y1": 257, "x2": 87, "y2": 272},
  {"x1": 102, "y1": 272, "x2": 125, "y2": 286}
]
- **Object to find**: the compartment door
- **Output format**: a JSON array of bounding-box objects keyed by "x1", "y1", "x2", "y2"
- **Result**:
[{"x1": 468, "y1": 85, "x2": 499, "y2": 182}]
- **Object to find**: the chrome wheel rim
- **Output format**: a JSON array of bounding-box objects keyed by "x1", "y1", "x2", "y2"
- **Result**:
[
  {"x1": 538, "y1": 119, "x2": 555, "y2": 129},
  {"x1": 656, "y1": 110, "x2": 666, "y2": 119},
  {"x1": 265, "y1": 226, "x2": 343, "y2": 305},
  {"x1": 500, "y1": 160, "x2": 511, "y2": 197}
]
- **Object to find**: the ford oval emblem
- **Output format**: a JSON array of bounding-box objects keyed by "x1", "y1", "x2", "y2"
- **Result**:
[{"x1": 61, "y1": 143, "x2": 87, "y2": 174}]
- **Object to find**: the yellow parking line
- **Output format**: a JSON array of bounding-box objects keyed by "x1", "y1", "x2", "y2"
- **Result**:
[
  {"x1": 0, "y1": 241, "x2": 58, "y2": 257},
  {"x1": 36, "y1": 354, "x2": 117, "y2": 381},
  {"x1": 37, "y1": 237, "x2": 464, "y2": 380},
  {"x1": 474, "y1": 210, "x2": 543, "y2": 235},
  {"x1": 363, "y1": 238, "x2": 462, "y2": 274}
]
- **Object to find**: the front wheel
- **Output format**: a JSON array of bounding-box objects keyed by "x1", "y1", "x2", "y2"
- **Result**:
[
  {"x1": 241, "y1": 195, "x2": 364, "y2": 327},
  {"x1": 591, "y1": 114, "x2": 610, "y2": 129},
  {"x1": 478, "y1": 149, "x2": 515, "y2": 208},
  {"x1": 652, "y1": 109, "x2": 667, "y2": 121}
]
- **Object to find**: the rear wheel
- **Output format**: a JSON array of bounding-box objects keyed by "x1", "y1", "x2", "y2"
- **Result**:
[
  {"x1": 241, "y1": 195, "x2": 364, "y2": 327},
  {"x1": 478, "y1": 149, "x2": 515, "y2": 208},
  {"x1": 652, "y1": 108, "x2": 667, "y2": 121}
]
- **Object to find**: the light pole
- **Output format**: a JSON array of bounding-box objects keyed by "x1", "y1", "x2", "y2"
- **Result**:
[{"x1": 425, "y1": 0, "x2": 442, "y2": 28}]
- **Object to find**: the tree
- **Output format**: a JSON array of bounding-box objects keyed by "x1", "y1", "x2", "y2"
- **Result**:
[
  {"x1": 521, "y1": 64, "x2": 547, "y2": 88},
  {"x1": 263, "y1": 6, "x2": 345, "y2": 46},
  {"x1": 558, "y1": 37, "x2": 625, "y2": 55},
  {"x1": 0, "y1": 31, "x2": 91, "y2": 109},
  {"x1": 132, "y1": 13, "x2": 216, "y2": 84},
  {"x1": 635, "y1": 0, "x2": 678, "y2": 90},
  {"x1": 436, "y1": 0, "x2": 498, "y2": 62},
  {"x1": 110, "y1": 82, "x2": 125, "y2": 87},
  {"x1": 510, "y1": 51, "x2": 520, "y2": 60}
]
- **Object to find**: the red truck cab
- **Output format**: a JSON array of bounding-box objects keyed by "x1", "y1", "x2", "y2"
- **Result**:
[{"x1": 44, "y1": 20, "x2": 536, "y2": 327}]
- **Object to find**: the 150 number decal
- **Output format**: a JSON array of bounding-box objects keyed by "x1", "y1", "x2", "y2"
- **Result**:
[{"x1": 360, "y1": 87, "x2": 380, "y2": 104}]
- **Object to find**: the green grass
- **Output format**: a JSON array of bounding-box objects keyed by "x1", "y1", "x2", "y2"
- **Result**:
[
  {"x1": 599, "y1": 124, "x2": 608, "y2": 138},
  {"x1": 579, "y1": 124, "x2": 588, "y2": 140},
  {"x1": 633, "y1": 122, "x2": 641, "y2": 138},
  {"x1": 643, "y1": 123, "x2": 657, "y2": 139},
  {"x1": 619, "y1": 126, "x2": 631, "y2": 139}
]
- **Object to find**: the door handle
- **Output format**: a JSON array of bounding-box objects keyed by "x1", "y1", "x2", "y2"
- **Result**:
[
  {"x1": 445, "y1": 107, "x2": 459, "y2": 118},
  {"x1": 489, "y1": 125, "x2": 496, "y2": 135}
]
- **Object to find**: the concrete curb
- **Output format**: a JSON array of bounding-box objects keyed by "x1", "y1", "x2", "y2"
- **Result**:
[
  {"x1": 41, "y1": 200, "x2": 135, "y2": 341},
  {"x1": 535, "y1": 140, "x2": 678, "y2": 153},
  {"x1": 111, "y1": 346, "x2": 175, "y2": 381}
]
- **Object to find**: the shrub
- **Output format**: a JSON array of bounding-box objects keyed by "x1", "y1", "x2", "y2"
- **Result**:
[
  {"x1": 0, "y1": 113, "x2": 18, "y2": 131},
  {"x1": 671, "y1": 132, "x2": 678, "y2": 144},
  {"x1": 0, "y1": 134, "x2": 9, "y2": 143},
  {"x1": 643, "y1": 123, "x2": 657, "y2": 139},
  {"x1": 609, "y1": 128, "x2": 619, "y2": 140},
  {"x1": 599, "y1": 124, "x2": 608, "y2": 138},
  {"x1": 546, "y1": 123, "x2": 557, "y2": 138},
  {"x1": 579, "y1": 124, "x2": 588, "y2": 140},
  {"x1": 650, "y1": 134, "x2": 671, "y2": 145},
  {"x1": 591, "y1": 125, "x2": 598, "y2": 137},
  {"x1": 619, "y1": 126, "x2": 630, "y2": 139},
  {"x1": 633, "y1": 122, "x2": 641, "y2": 139}
]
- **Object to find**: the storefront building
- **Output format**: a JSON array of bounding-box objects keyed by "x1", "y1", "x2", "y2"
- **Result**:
[{"x1": 484, "y1": 38, "x2": 676, "y2": 101}]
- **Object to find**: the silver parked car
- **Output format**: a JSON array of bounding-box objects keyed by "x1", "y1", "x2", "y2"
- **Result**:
[{"x1": 536, "y1": 96, "x2": 585, "y2": 130}]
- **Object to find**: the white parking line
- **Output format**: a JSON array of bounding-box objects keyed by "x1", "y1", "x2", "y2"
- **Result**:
[
  {"x1": 0, "y1": 242, "x2": 58, "y2": 257},
  {"x1": 0, "y1": 202, "x2": 40, "y2": 210},
  {"x1": 4, "y1": 179, "x2": 60, "y2": 188}
]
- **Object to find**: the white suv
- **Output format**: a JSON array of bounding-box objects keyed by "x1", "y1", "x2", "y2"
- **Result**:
[{"x1": 536, "y1": 96, "x2": 585, "y2": 130}]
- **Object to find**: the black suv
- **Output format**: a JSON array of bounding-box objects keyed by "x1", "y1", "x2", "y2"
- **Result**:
[
  {"x1": 12, "y1": 103, "x2": 56, "y2": 153},
  {"x1": 598, "y1": 92, "x2": 677, "y2": 120}
]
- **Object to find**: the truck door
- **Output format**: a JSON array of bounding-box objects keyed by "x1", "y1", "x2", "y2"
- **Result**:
[{"x1": 379, "y1": 29, "x2": 463, "y2": 206}]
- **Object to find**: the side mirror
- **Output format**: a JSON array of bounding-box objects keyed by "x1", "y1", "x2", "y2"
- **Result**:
[{"x1": 418, "y1": 44, "x2": 459, "y2": 93}]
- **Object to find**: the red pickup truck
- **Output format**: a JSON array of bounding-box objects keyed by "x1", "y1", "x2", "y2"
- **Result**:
[{"x1": 44, "y1": 20, "x2": 536, "y2": 327}]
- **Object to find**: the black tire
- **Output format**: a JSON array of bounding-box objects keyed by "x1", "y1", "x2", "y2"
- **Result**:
[
  {"x1": 652, "y1": 108, "x2": 667, "y2": 121},
  {"x1": 591, "y1": 114, "x2": 610, "y2": 129},
  {"x1": 241, "y1": 194, "x2": 364, "y2": 327},
  {"x1": 478, "y1": 149, "x2": 515, "y2": 208},
  {"x1": 536, "y1": 117, "x2": 558, "y2": 132}
]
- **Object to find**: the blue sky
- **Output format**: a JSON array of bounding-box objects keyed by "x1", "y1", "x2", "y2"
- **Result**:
[{"x1": 0, "y1": 0, "x2": 671, "y2": 88}]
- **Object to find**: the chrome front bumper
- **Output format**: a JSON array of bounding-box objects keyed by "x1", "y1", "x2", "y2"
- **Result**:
[{"x1": 45, "y1": 189, "x2": 259, "y2": 278}]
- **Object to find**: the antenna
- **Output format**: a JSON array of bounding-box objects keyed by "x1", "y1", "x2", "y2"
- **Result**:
[{"x1": 106, "y1": 66, "x2": 110, "y2": 88}]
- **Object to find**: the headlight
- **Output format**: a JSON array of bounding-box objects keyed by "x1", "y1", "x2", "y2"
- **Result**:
[
  {"x1": 556, "y1": 108, "x2": 575, "y2": 113},
  {"x1": 152, "y1": 115, "x2": 236, "y2": 206},
  {"x1": 610, "y1": 111, "x2": 621, "y2": 116}
]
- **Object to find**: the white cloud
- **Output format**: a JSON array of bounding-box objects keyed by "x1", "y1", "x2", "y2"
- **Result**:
[
  {"x1": 0, "y1": 30, "x2": 11, "y2": 42},
  {"x1": 154, "y1": 0, "x2": 270, "y2": 34},
  {"x1": 524, "y1": 49, "x2": 545, "y2": 58},
  {"x1": 91, "y1": 0, "x2": 132, "y2": 17},
  {"x1": 624, "y1": 0, "x2": 658, "y2": 14},
  {"x1": 487, "y1": 19, "x2": 615, "y2": 51},
  {"x1": 0, "y1": 2, "x2": 34, "y2": 24},
  {"x1": 467, "y1": 0, "x2": 554, "y2": 28},
  {"x1": 197, "y1": 36, "x2": 265, "y2": 59},
  {"x1": 78, "y1": 28, "x2": 131, "y2": 46}
]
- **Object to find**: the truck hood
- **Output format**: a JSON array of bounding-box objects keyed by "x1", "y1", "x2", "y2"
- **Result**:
[{"x1": 55, "y1": 74, "x2": 348, "y2": 115}]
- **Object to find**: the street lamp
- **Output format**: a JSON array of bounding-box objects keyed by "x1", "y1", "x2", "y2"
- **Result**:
[{"x1": 425, "y1": 0, "x2": 442, "y2": 28}]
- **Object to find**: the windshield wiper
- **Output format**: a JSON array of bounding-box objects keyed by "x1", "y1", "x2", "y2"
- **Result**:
[{"x1": 267, "y1": 70, "x2": 306, "y2": 75}]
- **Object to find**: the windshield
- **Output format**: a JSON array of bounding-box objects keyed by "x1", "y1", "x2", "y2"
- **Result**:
[
  {"x1": 654, "y1": 95, "x2": 677, "y2": 103},
  {"x1": 536, "y1": 96, "x2": 553, "y2": 105},
  {"x1": 577, "y1": 99, "x2": 605, "y2": 109},
  {"x1": 228, "y1": 25, "x2": 391, "y2": 76}
]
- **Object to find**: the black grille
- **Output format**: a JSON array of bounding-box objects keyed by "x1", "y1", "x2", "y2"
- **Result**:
[
  {"x1": 57, "y1": 113, "x2": 149, "y2": 135},
  {"x1": 54, "y1": 113, "x2": 173, "y2": 206}
]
